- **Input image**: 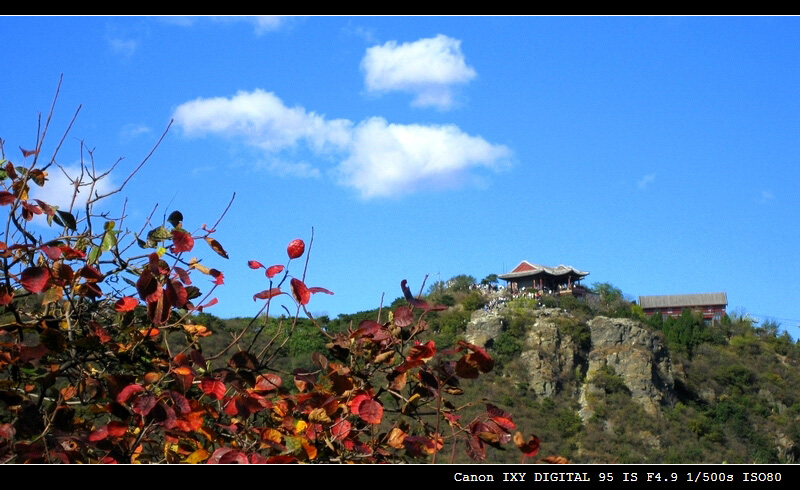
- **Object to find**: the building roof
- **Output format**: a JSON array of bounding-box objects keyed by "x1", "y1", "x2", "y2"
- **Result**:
[
  {"x1": 638, "y1": 293, "x2": 728, "y2": 309},
  {"x1": 498, "y1": 261, "x2": 589, "y2": 280}
]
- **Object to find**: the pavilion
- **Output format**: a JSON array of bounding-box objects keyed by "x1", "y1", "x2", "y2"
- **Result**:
[{"x1": 498, "y1": 261, "x2": 589, "y2": 296}]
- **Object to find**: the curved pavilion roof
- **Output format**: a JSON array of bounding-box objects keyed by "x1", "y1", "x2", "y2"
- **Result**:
[{"x1": 498, "y1": 261, "x2": 589, "y2": 281}]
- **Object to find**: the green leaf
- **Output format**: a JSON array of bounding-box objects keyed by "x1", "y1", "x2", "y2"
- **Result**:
[
  {"x1": 100, "y1": 229, "x2": 118, "y2": 252},
  {"x1": 146, "y1": 226, "x2": 172, "y2": 247},
  {"x1": 104, "y1": 220, "x2": 116, "y2": 232},
  {"x1": 87, "y1": 246, "x2": 101, "y2": 265}
]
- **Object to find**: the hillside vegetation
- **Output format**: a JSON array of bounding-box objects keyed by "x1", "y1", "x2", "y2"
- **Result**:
[{"x1": 195, "y1": 276, "x2": 800, "y2": 464}]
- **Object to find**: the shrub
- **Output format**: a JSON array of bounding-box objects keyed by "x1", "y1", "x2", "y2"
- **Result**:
[
  {"x1": 461, "y1": 291, "x2": 485, "y2": 311},
  {"x1": 591, "y1": 366, "x2": 630, "y2": 395}
]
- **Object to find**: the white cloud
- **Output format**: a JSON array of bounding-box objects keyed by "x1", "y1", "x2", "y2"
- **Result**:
[
  {"x1": 250, "y1": 16, "x2": 283, "y2": 35},
  {"x1": 338, "y1": 117, "x2": 511, "y2": 198},
  {"x1": 361, "y1": 35, "x2": 477, "y2": 110},
  {"x1": 342, "y1": 22, "x2": 378, "y2": 44},
  {"x1": 760, "y1": 190, "x2": 775, "y2": 202},
  {"x1": 173, "y1": 89, "x2": 352, "y2": 153},
  {"x1": 120, "y1": 123, "x2": 152, "y2": 142},
  {"x1": 637, "y1": 173, "x2": 656, "y2": 190},
  {"x1": 173, "y1": 90, "x2": 511, "y2": 198},
  {"x1": 258, "y1": 159, "x2": 321, "y2": 179},
  {"x1": 108, "y1": 37, "x2": 138, "y2": 57},
  {"x1": 30, "y1": 165, "x2": 116, "y2": 210}
]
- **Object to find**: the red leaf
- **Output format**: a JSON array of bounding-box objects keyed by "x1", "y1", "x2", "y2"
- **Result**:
[
  {"x1": 88, "y1": 425, "x2": 109, "y2": 442},
  {"x1": 107, "y1": 421, "x2": 128, "y2": 437},
  {"x1": 20, "y1": 266, "x2": 50, "y2": 293},
  {"x1": 132, "y1": 393, "x2": 157, "y2": 416},
  {"x1": 456, "y1": 341, "x2": 495, "y2": 374},
  {"x1": 223, "y1": 396, "x2": 247, "y2": 417},
  {"x1": 4, "y1": 162, "x2": 17, "y2": 180},
  {"x1": 0, "y1": 191, "x2": 16, "y2": 205},
  {"x1": 200, "y1": 378, "x2": 226, "y2": 400},
  {"x1": 465, "y1": 436, "x2": 487, "y2": 461},
  {"x1": 486, "y1": 403, "x2": 515, "y2": 431},
  {"x1": 116, "y1": 384, "x2": 145, "y2": 404},
  {"x1": 455, "y1": 356, "x2": 479, "y2": 379},
  {"x1": 148, "y1": 252, "x2": 168, "y2": 275},
  {"x1": 290, "y1": 278, "x2": 310, "y2": 305},
  {"x1": 58, "y1": 245, "x2": 85, "y2": 260},
  {"x1": 0, "y1": 423, "x2": 15, "y2": 441},
  {"x1": 170, "y1": 229, "x2": 194, "y2": 254},
  {"x1": 349, "y1": 393, "x2": 371, "y2": 415},
  {"x1": 513, "y1": 432, "x2": 541, "y2": 458},
  {"x1": 92, "y1": 323, "x2": 112, "y2": 343},
  {"x1": 136, "y1": 267, "x2": 162, "y2": 304},
  {"x1": 393, "y1": 306, "x2": 414, "y2": 327},
  {"x1": 254, "y1": 373, "x2": 282, "y2": 392},
  {"x1": 209, "y1": 269, "x2": 224, "y2": 285},
  {"x1": 207, "y1": 447, "x2": 249, "y2": 464},
  {"x1": 395, "y1": 358, "x2": 424, "y2": 374},
  {"x1": 253, "y1": 288, "x2": 282, "y2": 301},
  {"x1": 331, "y1": 418, "x2": 351, "y2": 441},
  {"x1": 357, "y1": 399, "x2": 383, "y2": 425},
  {"x1": 147, "y1": 295, "x2": 170, "y2": 325},
  {"x1": 114, "y1": 296, "x2": 138, "y2": 312},
  {"x1": 0, "y1": 285, "x2": 13, "y2": 305},
  {"x1": 165, "y1": 279, "x2": 188, "y2": 308},
  {"x1": 78, "y1": 265, "x2": 103, "y2": 282},
  {"x1": 351, "y1": 320, "x2": 382, "y2": 339},
  {"x1": 193, "y1": 297, "x2": 218, "y2": 312},
  {"x1": 40, "y1": 245, "x2": 62, "y2": 260},
  {"x1": 400, "y1": 279, "x2": 431, "y2": 310},
  {"x1": 489, "y1": 416, "x2": 516, "y2": 432},
  {"x1": 287, "y1": 239, "x2": 305, "y2": 259},
  {"x1": 21, "y1": 201, "x2": 42, "y2": 221},
  {"x1": 308, "y1": 286, "x2": 333, "y2": 296},
  {"x1": 173, "y1": 266, "x2": 192, "y2": 285},
  {"x1": 20, "y1": 146, "x2": 39, "y2": 157},
  {"x1": 34, "y1": 199, "x2": 54, "y2": 216},
  {"x1": 265, "y1": 264, "x2": 284, "y2": 278},
  {"x1": 406, "y1": 340, "x2": 436, "y2": 362},
  {"x1": 247, "y1": 260, "x2": 264, "y2": 269}
]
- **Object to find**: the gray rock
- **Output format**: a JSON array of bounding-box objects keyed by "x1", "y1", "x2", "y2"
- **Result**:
[
  {"x1": 580, "y1": 316, "x2": 676, "y2": 418},
  {"x1": 464, "y1": 309, "x2": 505, "y2": 348}
]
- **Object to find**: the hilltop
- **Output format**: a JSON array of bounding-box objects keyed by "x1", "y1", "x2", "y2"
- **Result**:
[{"x1": 199, "y1": 277, "x2": 800, "y2": 463}]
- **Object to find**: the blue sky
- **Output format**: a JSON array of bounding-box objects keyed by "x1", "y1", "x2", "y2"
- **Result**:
[{"x1": 2, "y1": 16, "x2": 799, "y2": 333}]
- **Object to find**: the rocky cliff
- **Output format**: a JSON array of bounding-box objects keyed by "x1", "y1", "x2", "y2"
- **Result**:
[{"x1": 466, "y1": 308, "x2": 677, "y2": 419}]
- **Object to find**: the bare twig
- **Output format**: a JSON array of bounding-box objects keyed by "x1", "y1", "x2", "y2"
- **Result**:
[
  {"x1": 92, "y1": 120, "x2": 173, "y2": 201},
  {"x1": 208, "y1": 192, "x2": 236, "y2": 233}
]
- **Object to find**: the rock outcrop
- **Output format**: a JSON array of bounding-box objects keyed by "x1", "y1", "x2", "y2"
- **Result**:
[
  {"x1": 464, "y1": 309, "x2": 504, "y2": 348},
  {"x1": 580, "y1": 316, "x2": 676, "y2": 418},
  {"x1": 465, "y1": 307, "x2": 676, "y2": 417},
  {"x1": 519, "y1": 308, "x2": 583, "y2": 397}
]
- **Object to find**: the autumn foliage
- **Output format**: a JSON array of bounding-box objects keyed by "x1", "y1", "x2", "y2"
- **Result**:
[{"x1": 0, "y1": 87, "x2": 543, "y2": 464}]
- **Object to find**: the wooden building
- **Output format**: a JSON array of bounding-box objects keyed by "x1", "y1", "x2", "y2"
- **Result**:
[
  {"x1": 498, "y1": 261, "x2": 589, "y2": 296},
  {"x1": 638, "y1": 293, "x2": 728, "y2": 321}
]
